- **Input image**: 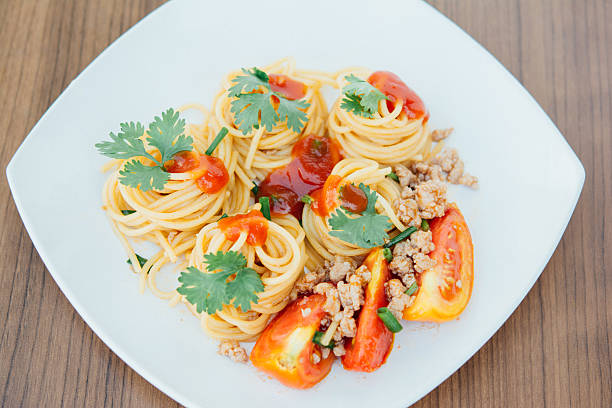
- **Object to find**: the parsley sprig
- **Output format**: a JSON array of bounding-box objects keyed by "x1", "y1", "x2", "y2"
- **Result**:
[
  {"x1": 176, "y1": 251, "x2": 264, "y2": 315},
  {"x1": 228, "y1": 68, "x2": 310, "y2": 135},
  {"x1": 95, "y1": 108, "x2": 193, "y2": 191},
  {"x1": 328, "y1": 183, "x2": 392, "y2": 248},
  {"x1": 340, "y1": 74, "x2": 388, "y2": 118}
]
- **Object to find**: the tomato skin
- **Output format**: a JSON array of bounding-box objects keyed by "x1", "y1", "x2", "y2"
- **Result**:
[
  {"x1": 403, "y1": 203, "x2": 474, "y2": 322},
  {"x1": 342, "y1": 248, "x2": 394, "y2": 372},
  {"x1": 250, "y1": 294, "x2": 334, "y2": 389},
  {"x1": 310, "y1": 175, "x2": 343, "y2": 217}
]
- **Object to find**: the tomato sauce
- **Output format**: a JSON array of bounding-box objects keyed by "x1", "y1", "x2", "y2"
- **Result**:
[
  {"x1": 269, "y1": 74, "x2": 306, "y2": 100},
  {"x1": 218, "y1": 209, "x2": 269, "y2": 246},
  {"x1": 165, "y1": 151, "x2": 229, "y2": 194},
  {"x1": 367, "y1": 71, "x2": 428, "y2": 122},
  {"x1": 339, "y1": 183, "x2": 368, "y2": 214},
  {"x1": 257, "y1": 135, "x2": 342, "y2": 219},
  {"x1": 311, "y1": 176, "x2": 369, "y2": 218}
]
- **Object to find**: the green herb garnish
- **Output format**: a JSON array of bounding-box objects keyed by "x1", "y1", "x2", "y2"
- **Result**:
[
  {"x1": 176, "y1": 251, "x2": 264, "y2": 314},
  {"x1": 301, "y1": 194, "x2": 313, "y2": 205},
  {"x1": 421, "y1": 219, "x2": 430, "y2": 232},
  {"x1": 340, "y1": 74, "x2": 388, "y2": 118},
  {"x1": 387, "y1": 171, "x2": 399, "y2": 182},
  {"x1": 205, "y1": 127, "x2": 229, "y2": 156},
  {"x1": 250, "y1": 182, "x2": 259, "y2": 195},
  {"x1": 328, "y1": 183, "x2": 392, "y2": 248},
  {"x1": 384, "y1": 226, "x2": 418, "y2": 248},
  {"x1": 127, "y1": 253, "x2": 148, "y2": 268},
  {"x1": 312, "y1": 331, "x2": 335, "y2": 349},
  {"x1": 95, "y1": 108, "x2": 193, "y2": 191},
  {"x1": 405, "y1": 282, "x2": 419, "y2": 296},
  {"x1": 377, "y1": 307, "x2": 403, "y2": 333},
  {"x1": 259, "y1": 196, "x2": 271, "y2": 220},
  {"x1": 383, "y1": 247, "x2": 393, "y2": 262},
  {"x1": 121, "y1": 209, "x2": 136, "y2": 215},
  {"x1": 228, "y1": 68, "x2": 310, "y2": 135}
]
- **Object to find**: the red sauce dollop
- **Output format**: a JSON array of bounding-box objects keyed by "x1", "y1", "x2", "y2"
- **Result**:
[
  {"x1": 311, "y1": 176, "x2": 369, "y2": 217},
  {"x1": 218, "y1": 209, "x2": 269, "y2": 246},
  {"x1": 367, "y1": 71, "x2": 428, "y2": 122},
  {"x1": 269, "y1": 74, "x2": 306, "y2": 100},
  {"x1": 257, "y1": 135, "x2": 342, "y2": 219},
  {"x1": 340, "y1": 183, "x2": 368, "y2": 214},
  {"x1": 165, "y1": 151, "x2": 229, "y2": 194}
]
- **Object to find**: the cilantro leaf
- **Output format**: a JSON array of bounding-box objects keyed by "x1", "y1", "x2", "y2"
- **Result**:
[
  {"x1": 276, "y1": 95, "x2": 309, "y2": 133},
  {"x1": 95, "y1": 121, "x2": 159, "y2": 163},
  {"x1": 176, "y1": 251, "x2": 264, "y2": 315},
  {"x1": 96, "y1": 109, "x2": 196, "y2": 192},
  {"x1": 146, "y1": 108, "x2": 193, "y2": 164},
  {"x1": 204, "y1": 250, "x2": 248, "y2": 274},
  {"x1": 328, "y1": 183, "x2": 392, "y2": 248},
  {"x1": 340, "y1": 93, "x2": 369, "y2": 117},
  {"x1": 228, "y1": 68, "x2": 271, "y2": 97},
  {"x1": 119, "y1": 160, "x2": 169, "y2": 192},
  {"x1": 341, "y1": 74, "x2": 388, "y2": 117},
  {"x1": 177, "y1": 266, "x2": 230, "y2": 314},
  {"x1": 228, "y1": 67, "x2": 311, "y2": 135},
  {"x1": 230, "y1": 92, "x2": 278, "y2": 134},
  {"x1": 226, "y1": 267, "x2": 264, "y2": 312}
]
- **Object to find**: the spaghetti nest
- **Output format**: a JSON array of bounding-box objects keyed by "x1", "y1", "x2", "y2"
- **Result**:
[
  {"x1": 328, "y1": 69, "x2": 434, "y2": 164},
  {"x1": 302, "y1": 157, "x2": 408, "y2": 261},
  {"x1": 102, "y1": 104, "x2": 250, "y2": 292},
  {"x1": 186, "y1": 212, "x2": 306, "y2": 341},
  {"x1": 210, "y1": 57, "x2": 329, "y2": 181}
]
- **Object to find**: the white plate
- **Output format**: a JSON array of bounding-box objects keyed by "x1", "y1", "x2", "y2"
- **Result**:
[{"x1": 6, "y1": 0, "x2": 584, "y2": 406}]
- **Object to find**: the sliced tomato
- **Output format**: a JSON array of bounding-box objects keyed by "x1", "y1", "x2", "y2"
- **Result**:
[
  {"x1": 250, "y1": 294, "x2": 334, "y2": 389},
  {"x1": 403, "y1": 203, "x2": 474, "y2": 322},
  {"x1": 342, "y1": 248, "x2": 394, "y2": 372}
]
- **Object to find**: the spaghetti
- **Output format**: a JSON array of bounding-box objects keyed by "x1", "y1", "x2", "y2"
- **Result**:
[
  {"x1": 96, "y1": 60, "x2": 477, "y2": 386},
  {"x1": 210, "y1": 57, "x2": 329, "y2": 181},
  {"x1": 302, "y1": 158, "x2": 407, "y2": 261},
  {"x1": 328, "y1": 70, "x2": 435, "y2": 164},
  {"x1": 188, "y1": 210, "x2": 305, "y2": 341}
]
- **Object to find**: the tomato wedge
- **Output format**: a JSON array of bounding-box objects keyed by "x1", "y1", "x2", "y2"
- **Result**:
[
  {"x1": 403, "y1": 203, "x2": 474, "y2": 322},
  {"x1": 342, "y1": 248, "x2": 394, "y2": 372},
  {"x1": 250, "y1": 294, "x2": 334, "y2": 389}
]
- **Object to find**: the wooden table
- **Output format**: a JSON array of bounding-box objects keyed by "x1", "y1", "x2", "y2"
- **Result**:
[{"x1": 1, "y1": 1, "x2": 610, "y2": 406}]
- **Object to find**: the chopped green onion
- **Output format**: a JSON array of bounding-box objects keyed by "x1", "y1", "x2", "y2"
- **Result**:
[
  {"x1": 384, "y1": 226, "x2": 418, "y2": 248},
  {"x1": 421, "y1": 219, "x2": 429, "y2": 232},
  {"x1": 251, "y1": 182, "x2": 259, "y2": 195},
  {"x1": 219, "y1": 213, "x2": 228, "y2": 220},
  {"x1": 301, "y1": 194, "x2": 313, "y2": 204},
  {"x1": 387, "y1": 172, "x2": 399, "y2": 182},
  {"x1": 312, "y1": 331, "x2": 335, "y2": 348},
  {"x1": 204, "y1": 127, "x2": 229, "y2": 156},
  {"x1": 377, "y1": 307, "x2": 403, "y2": 333},
  {"x1": 383, "y1": 247, "x2": 393, "y2": 262},
  {"x1": 259, "y1": 196, "x2": 271, "y2": 220},
  {"x1": 127, "y1": 253, "x2": 148, "y2": 269},
  {"x1": 405, "y1": 282, "x2": 419, "y2": 296},
  {"x1": 121, "y1": 209, "x2": 136, "y2": 215}
]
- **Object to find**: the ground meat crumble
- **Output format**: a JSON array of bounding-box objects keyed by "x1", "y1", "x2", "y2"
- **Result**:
[
  {"x1": 303, "y1": 259, "x2": 372, "y2": 359},
  {"x1": 385, "y1": 279, "x2": 413, "y2": 320},
  {"x1": 218, "y1": 340, "x2": 248, "y2": 363}
]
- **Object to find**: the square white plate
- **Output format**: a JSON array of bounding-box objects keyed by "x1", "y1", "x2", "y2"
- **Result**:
[{"x1": 6, "y1": 0, "x2": 584, "y2": 406}]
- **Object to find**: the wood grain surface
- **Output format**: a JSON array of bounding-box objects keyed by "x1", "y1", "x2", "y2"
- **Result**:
[{"x1": 0, "y1": 0, "x2": 610, "y2": 406}]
